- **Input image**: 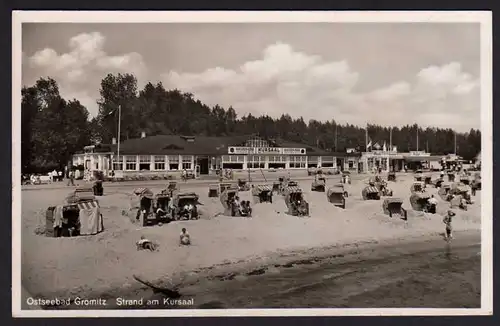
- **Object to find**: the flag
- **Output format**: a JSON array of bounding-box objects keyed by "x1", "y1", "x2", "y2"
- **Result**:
[
  {"x1": 106, "y1": 105, "x2": 121, "y2": 117},
  {"x1": 383, "y1": 142, "x2": 387, "y2": 152},
  {"x1": 367, "y1": 139, "x2": 372, "y2": 150}
]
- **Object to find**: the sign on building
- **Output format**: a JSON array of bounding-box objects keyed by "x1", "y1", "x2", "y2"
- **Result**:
[
  {"x1": 228, "y1": 147, "x2": 306, "y2": 155},
  {"x1": 409, "y1": 151, "x2": 430, "y2": 157}
]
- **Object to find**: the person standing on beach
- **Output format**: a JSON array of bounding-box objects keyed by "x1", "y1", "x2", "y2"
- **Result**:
[
  {"x1": 443, "y1": 210, "x2": 455, "y2": 241},
  {"x1": 67, "y1": 169, "x2": 75, "y2": 186}
]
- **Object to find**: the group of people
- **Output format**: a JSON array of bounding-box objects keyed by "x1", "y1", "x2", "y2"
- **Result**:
[
  {"x1": 231, "y1": 195, "x2": 252, "y2": 217},
  {"x1": 147, "y1": 195, "x2": 197, "y2": 222},
  {"x1": 217, "y1": 168, "x2": 234, "y2": 181},
  {"x1": 136, "y1": 227, "x2": 191, "y2": 252},
  {"x1": 23, "y1": 169, "x2": 65, "y2": 185}
]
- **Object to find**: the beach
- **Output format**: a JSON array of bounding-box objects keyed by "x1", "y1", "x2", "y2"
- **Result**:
[{"x1": 20, "y1": 172, "x2": 481, "y2": 306}]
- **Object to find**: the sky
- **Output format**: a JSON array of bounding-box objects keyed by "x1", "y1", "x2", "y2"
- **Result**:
[{"x1": 21, "y1": 23, "x2": 481, "y2": 132}]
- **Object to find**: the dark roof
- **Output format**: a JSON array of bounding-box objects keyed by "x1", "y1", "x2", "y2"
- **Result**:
[
  {"x1": 106, "y1": 135, "x2": 343, "y2": 156},
  {"x1": 403, "y1": 155, "x2": 442, "y2": 162}
]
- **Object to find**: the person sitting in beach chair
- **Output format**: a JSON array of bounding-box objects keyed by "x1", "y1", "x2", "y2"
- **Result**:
[
  {"x1": 180, "y1": 228, "x2": 191, "y2": 245},
  {"x1": 297, "y1": 200, "x2": 308, "y2": 216},
  {"x1": 136, "y1": 236, "x2": 157, "y2": 251},
  {"x1": 427, "y1": 195, "x2": 438, "y2": 214},
  {"x1": 239, "y1": 200, "x2": 252, "y2": 217},
  {"x1": 156, "y1": 205, "x2": 167, "y2": 219},
  {"x1": 232, "y1": 196, "x2": 241, "y2": 214},
  {"x1": 179, "y1": 203, "x2": 194, "y2": 220}
]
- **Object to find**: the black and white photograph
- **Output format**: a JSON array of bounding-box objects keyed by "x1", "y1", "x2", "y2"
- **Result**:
[{"x1": 12, "y1": 11, "x2": 492, "y2": 317}]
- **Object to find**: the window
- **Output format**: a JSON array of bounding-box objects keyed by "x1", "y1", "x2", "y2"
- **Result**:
[
  {"x1": 154, "y1": 155, "x2": 166, "y2": 170},
  {"x1": 125, "y1": 156, "x2": 137, "y2": 171},
  {"x1": 268, "y1": 155, "x2": 286, "y2": 169},
  {"x1": 321, "y1": 156, "x2": 334, "y2": 168},
  {"x1": 247, "y1": 155, "x2": 265, "y2": 169},
  {"x1": 222, "y1": 155, "x2": 230, "y2": 162},
  {"x1": 228, "y1": 155, "x2": 244, "y2": 163},
  {"x1": 168, "y1": 155, "x2": 179, "y2": 170},
  {"x1": 290, "y1": 156, "x2": 306, "y2": 168},
  {"x1": 348, "y1": 160, "x2": 354, "y2": 169},
  {"x1": 182, "y1": 155, "x2": 192, "y2": 170},
  {"x1": 112, "y1": 156, "x2": 123, "y2": 171},
  {"x1": 245, "y1": 137, "x2": 270, "y2": 148},
  {"x1": 268, "y1": 156, "x2": 282, "y2": 163},
  {"x1": 139, "y1": 155, "x2": 151, "y2": 171},
  {"x1": 307, "y1": 156, "x2": 318, "y2": 168}
]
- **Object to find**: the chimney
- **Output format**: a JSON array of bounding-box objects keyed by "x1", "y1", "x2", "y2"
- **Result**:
[
  {"x1": 141, "y1": 131, "x2": 146, "y2": 139},
  {"x1": 112, "y1": 137, "x2": 117, "y2": 145}
]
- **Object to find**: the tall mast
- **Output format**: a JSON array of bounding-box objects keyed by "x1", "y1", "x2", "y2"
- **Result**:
[
  {"x1": 389, "y1": 127, "x2": 392, "y2": 151},
  {"x1": 335, "y1": 123, "x2": 338, "y2": 151},
  {"x1": 365, "y1": 123, "x2": 368, "y2": 152},
  {"x1": 416, "y1": 125, "x2": 419, "y2": 151},
  {"x1": 454, "y1": 131, "x2": 457, "y2": 154}
]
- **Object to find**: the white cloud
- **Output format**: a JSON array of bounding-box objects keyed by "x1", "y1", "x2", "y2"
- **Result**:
[
  {"x1": 24, "y1": 35, "x2": 480, "y2": 132},
  {"x1": 162, "y1": 43, "x2": 480, "y2": 131},
  {"x1": 26, "y1": 32, "x2": 147, "y2": 116}
]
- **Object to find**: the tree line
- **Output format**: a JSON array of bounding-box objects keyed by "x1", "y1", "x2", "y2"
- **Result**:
[{"x1": 21, "y1": 73, "x2": 481, "y2": 173}]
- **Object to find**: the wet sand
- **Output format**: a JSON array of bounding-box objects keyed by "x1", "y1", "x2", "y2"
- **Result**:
[{"x1": 42, "y1": 230, "x2": 480, "y2": 309}]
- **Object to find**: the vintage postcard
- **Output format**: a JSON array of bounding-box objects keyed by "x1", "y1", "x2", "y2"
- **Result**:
[{"x1": 12, "y1": 11, "x2": 492, "y2": 317}]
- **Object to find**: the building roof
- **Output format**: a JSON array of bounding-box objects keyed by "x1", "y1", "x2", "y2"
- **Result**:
[
  {"x1": 101, "y1": 135, "x2": 346, "y2": 156},
  {"x1": 403, "y1": 155, "x2": 442, "y2": 162}
]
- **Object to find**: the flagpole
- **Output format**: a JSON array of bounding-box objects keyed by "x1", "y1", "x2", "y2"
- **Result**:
[
  {"x1": 416, "y1": 125, "x2": 419, "y2": 151},
  {"x1": 117, "y1": 104, "x2": 121, "y2": 163},
  {"x1": 389, "y1": 127, "x2": 392, "y2": 152},
  {"x1": 365, "y1": 123, "x2": 368, "y2": 152},
  {"x1": 335, "y1": 124, "x2": 338, "y2": 151},
  {"x1": 454, "y1": 131, "x2": 457, "y2": 154}
]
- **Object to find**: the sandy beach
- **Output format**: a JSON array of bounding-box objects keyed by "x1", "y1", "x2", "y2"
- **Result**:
[{"x1": 20, "y1": 172, "x2": 481, "y2": 303}]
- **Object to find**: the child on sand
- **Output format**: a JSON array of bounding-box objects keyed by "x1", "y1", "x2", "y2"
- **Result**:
[
  {"x1": 443, "y1": 210, "x2": 455, "y2": 241},
  {"x1": 136, "y1": 236, "x2": 157, "y2": 251},
  {"x1": 180, "y1": 228, "x2": 191, "y2": 245}
]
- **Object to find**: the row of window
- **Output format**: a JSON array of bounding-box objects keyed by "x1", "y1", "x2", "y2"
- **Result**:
[
  {"x1": 112, "y1": 155, "x2": 193, "y2": 171},
  {"x1": 221, "y1": 155, "x2": 335, "y2": 163}
]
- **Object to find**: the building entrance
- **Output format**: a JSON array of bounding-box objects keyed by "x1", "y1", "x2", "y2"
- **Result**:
[{"x1": 196, "y1": 157, "x2": 210, "y2": 175}]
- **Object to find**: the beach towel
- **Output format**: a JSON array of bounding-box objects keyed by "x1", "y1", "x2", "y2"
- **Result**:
[
  {"x1": 78, "y1": 201, "x2": 103, "y2": 235},
  {"x1": 53, "y1": 205, "x2": 64, "y2": 228}
]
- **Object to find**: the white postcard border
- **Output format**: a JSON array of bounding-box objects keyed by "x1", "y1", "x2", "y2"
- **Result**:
[{"x1": 12, "y1": 10, "x2": 493, "y2": 317}]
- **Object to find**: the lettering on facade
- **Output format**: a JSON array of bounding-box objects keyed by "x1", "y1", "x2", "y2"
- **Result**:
[
  {"x1": 228, "y1": 147, "x2": 306, "y2": 155},
  {"x1": 409, "y1": 151, "x2": 430, "y2": 157},
  {"x1": 368, "y1": 150, "x2": 401, "y2": 157}
]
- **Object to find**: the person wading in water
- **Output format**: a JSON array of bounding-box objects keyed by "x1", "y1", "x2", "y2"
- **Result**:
[{"x1": 443, "y1": 210, "x2": 456, "y2": 241}]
